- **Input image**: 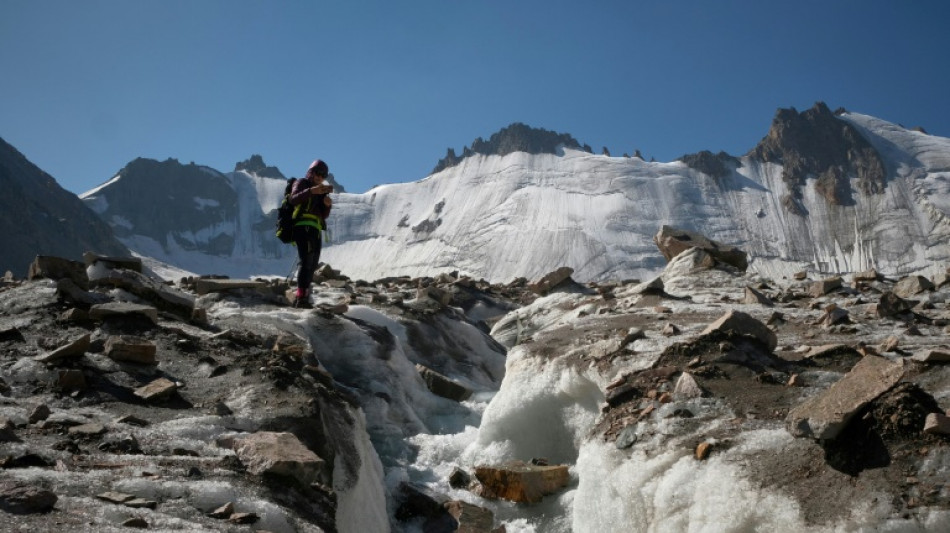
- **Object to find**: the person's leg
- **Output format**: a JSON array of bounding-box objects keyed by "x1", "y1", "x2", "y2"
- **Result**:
[{"x1": 293, "y1": 226, "x2": 316, "y2": 306}]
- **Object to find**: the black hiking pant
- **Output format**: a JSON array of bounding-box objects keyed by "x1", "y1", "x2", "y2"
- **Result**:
[{"x1": 293, "y1": 225, "x2": 322, "y2": 292}]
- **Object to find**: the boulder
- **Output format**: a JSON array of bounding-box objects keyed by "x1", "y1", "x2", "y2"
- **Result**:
[
  {"x1": 876, "y1": 292, "x2": 918, "y2": 318},
  {"x1": 807, "y1": 276, "x2": 843, "y2": 298},
  {"x1": 653, "y1": 226, "x2": 748, "y2": 272},
  {"x1": 105, "y1": 335, "x2": 157, "y2": 364},
  {"x1": 444, "y1": 500, "x2": 497, "y2": 533},
  {"x1": 35, "y1": 333, "x2": 90, "y2": 363},
  {"x1": 0, "y1": 481, "x2": 57, "y2": 514},
  {"x1": 786, "y1": 355, "x2": 905, "y2": 440},
  {"x1": 233, "y1": 431, "x2": 326, "y2": 486},
  {"x1": 893, "y1": 275, "x2": 934, "y2": 299},
  {"x1": 743, "y1": 286, "x2": 774, "y2": 307},
  {"x1": 416, "y1": 364, "x2": 473, "y2": 402},
  {"x1": 27, "y1": 255, "x2": 88, "y2": 290},
  {"x1": 528, "y1": 267, "x2": 574, "y2": 295},
  {"x1": 700, "y1": 310, "x2": 777, "y2": 352},
  {"x1": 852, "y1": 269, "x2": 881, "y2": 282},
  {"x1": 473, "y1": 461, "x2": 570, "y2": 504}
]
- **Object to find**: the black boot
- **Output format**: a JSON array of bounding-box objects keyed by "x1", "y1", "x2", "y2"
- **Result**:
[{"x1": 293, "y1": 297, "x2": 313, "y2": 309}]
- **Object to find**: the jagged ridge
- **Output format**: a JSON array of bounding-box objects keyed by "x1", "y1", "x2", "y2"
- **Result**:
[{"x1": 432, "y1": 122, "x2": 591, "y2": 173}]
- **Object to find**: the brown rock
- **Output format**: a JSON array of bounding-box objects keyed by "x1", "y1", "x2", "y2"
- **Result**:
[
  {"x1": 208, "y1": 501, "x2": 235, "y2": 519},
  {"x1": 912, "y1": 349, "x2": 950, "y2": 363},
  {"x1": 653, "y1": 226, "x2": 748, "y2": 271},
  {"x1": 195, "y1": 278, "x2": 267, "y2": 295},
  {"x1": 695, "y1": 442, "x2": 712, "y2": 460},
  {"x1": 105, "y1": 335, "x2": 157, "y2": 364},
  {"x1": 444, "y1": 500, "x2": 496, "y2": 532},
  {"x1": 923, "y1": 413, "x2": 950, "y2": 435},
  {"x1": 701, "y1": 310, "x2": 777, "y2": 352},
  {"x1": 233, "y1": 431, "x2": 326, "y2": 486},
  {"x1": 893, "y1": 275, "x2": 934, "y2": 298},
  {"x1": 879, "y1": 336, "x2": 900, "y2": 352},
  {"x1": 133, "y1": 378, "x2": 178, "y2": 402},
  {"x1": 474, "y1": 461, "x2": 570, "y2": 504},
  {"x1": 877, "y1": 291, "x2": 918, "y2": 318},
  {"x1": 89, "y1": 302, "x2": 159, "y2": 324},
  {"x1": 28, "y1": 255, "x2": 88, "y2": 289},
  {"x1": 228, "y1": 512, "x2": 259, "y2": 524},
  {"x1": 743, "y1": 286, "x2": 774, "y2": 307},
  {"x1": 807, "y1": 276, "x2": 843, "y2": 298},
  {"x1": 786, "y1": 355, "x2": 905, "y2": 440},
  {"x1": 528, "y1": 267, "x2": 574, "y2": 295},
  {"x1": 35, "y1": 333, "x2": 91, "y2": 363}
]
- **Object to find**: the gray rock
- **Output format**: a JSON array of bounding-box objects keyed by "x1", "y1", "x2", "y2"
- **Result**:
[
  {"x1": 83, "y1": 252, "x2": 142, "y2": 272},
  {"x1": 615, "y1": 424, "x2": 639, "y2": 449},
  {"x1": 786, "y1": 355, "x2": 905, "y2": 440},
  {"x1": 0, "y1": 481, "x2": 57, "y2": 514},
  {"x1": 673, "y1": 372, "x2": 705, "y2": 400},
  {"x1": 416, "y1": 364, "x2": 473, "y2": 402},
  {"x1": 28, "y1": 404, "x2": 51, "y2": 424},
  {"x1": 90, "y1": 302, "x2": 159, "y2": 324}
]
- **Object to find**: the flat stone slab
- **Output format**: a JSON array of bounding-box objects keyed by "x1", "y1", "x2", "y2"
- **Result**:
[
  {"x1": 89, "y1": 302, "x2": 159, "y2": 324},
  {"x1": 195, "y1": 278, "x2": 267, "y2": 295},
  {"x1": 233, "y1": 431, "x2": 325, "y2": 486},
  {"x1": 134, "y1": 378, "x2": 178, "y2": 402},
  {"x1": 786, "y1": 355, "x2": 905, "y2": 441},
  {"x1": 912, "y1": 349, "x2": 950, "y2": 363},
  {"x1": 35, "y1": 333, "x2": 90, "y2": 363}
]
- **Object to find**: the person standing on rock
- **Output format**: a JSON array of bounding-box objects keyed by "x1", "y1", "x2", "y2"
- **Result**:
[{"x1": 289, "y1": 159, "x2": 333, "y2": 309}]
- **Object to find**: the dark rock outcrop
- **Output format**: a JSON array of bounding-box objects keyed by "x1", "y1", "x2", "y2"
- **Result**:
[
  {"x1": 0, "y1": 137, "x2": 129, "y2": 277},
  {"x1": 679, "y1": 150, "x2": 741, "y2": 179},
  {"x1": 748, "y1": 102, "x2": 887, "y2": 209},
  {"x1": 433, "y1": 122, "x2": 590, "y2": 173},
  {"x1": 234, "y1": 154, "x2": 285, "y2": 179}
]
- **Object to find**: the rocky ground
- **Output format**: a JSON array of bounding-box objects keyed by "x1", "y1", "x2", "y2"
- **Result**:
[{"x1": 3, "y1": 231, "x2": 950, "y2": 532}]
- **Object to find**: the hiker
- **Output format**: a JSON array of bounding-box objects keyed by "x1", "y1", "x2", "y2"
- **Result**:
[{"x1": 289, "y1": 159, "x2": 333, "y2": 308}]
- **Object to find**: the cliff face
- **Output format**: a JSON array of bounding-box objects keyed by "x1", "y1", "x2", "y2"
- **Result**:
[
  {"x1": 0, "y1": 137, "x2": 128, "y2": 276},
  {"x1": 748, "y1": 102, "x2": 887, "y2": 210}
]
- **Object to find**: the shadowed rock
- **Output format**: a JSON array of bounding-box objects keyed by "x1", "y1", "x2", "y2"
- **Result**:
[{"x1": 786, "y1": 355, "x2": 905, "y2": 441}]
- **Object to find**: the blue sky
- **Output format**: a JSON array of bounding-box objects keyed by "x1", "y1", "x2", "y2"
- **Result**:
[{"x1": 2, "y1": 1, "x2": 948, "y2": 195}]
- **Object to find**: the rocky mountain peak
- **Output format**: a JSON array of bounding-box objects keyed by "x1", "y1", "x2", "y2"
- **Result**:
[
  {"x1": 432, "y1": 122, "x2": 592, "y2": 174},
  {"x1": 234, "y1": 154, "x2": 285, "y2": 179},
  {"x1": 749, "y1": 102, "x2": 887, "y2": 211}
]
